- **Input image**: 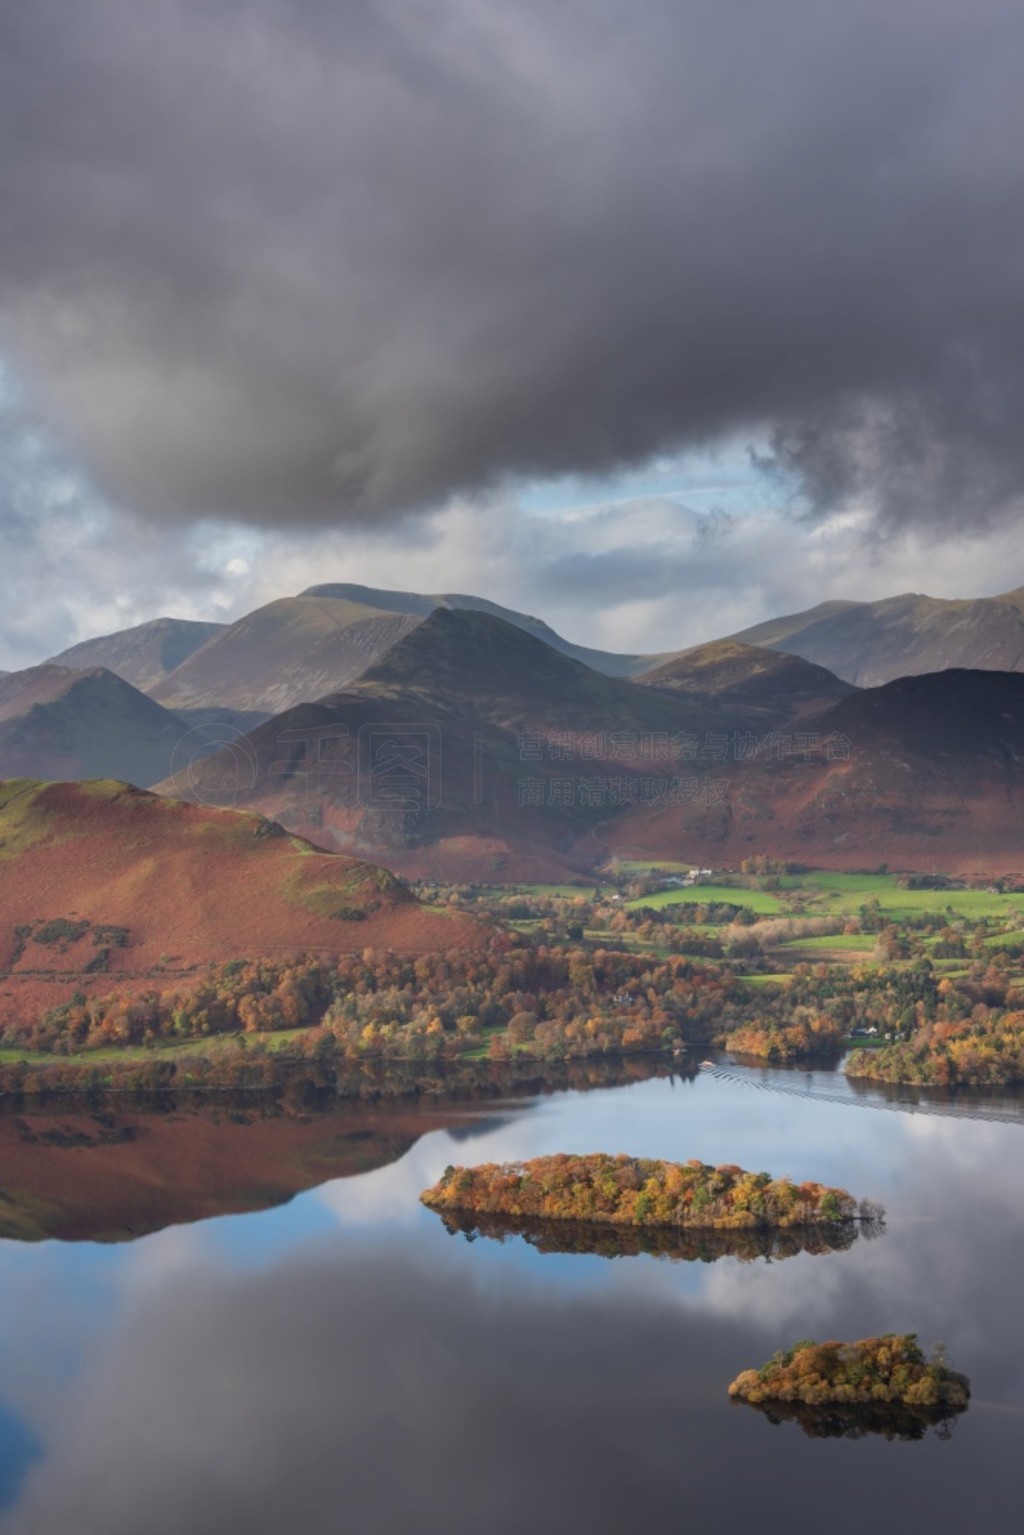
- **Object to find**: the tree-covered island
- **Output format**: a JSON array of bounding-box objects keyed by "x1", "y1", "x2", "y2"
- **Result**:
[
  {"x1": 420, "y1": 1153, "x2": 883, "y2": 1230},
  {"x1": 729, "y1": 1334, "x2": 970, "y2": 1412}
]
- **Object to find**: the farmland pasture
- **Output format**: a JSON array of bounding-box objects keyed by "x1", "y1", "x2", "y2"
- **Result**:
[{"x1": 626, "y1": 869, "x2": 1024, "y2": 922}]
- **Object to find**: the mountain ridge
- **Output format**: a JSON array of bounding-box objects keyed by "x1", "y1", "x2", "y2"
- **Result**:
[
  {"x1": 48, "y1": 617, "x2": 226, "y2": 691},
  {"x1": 301, "y1": 582, "x2": 661, "y2": 677},
  {"x1": 727, "y1": 587, "x2": 1024, "y2": 685},
  {"x1": 33, "y1": 578, "x2": 1024, "y2": 718}
]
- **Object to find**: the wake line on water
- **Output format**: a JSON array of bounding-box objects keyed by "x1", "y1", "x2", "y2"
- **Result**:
[{"x1": 704, "y1": 1068, "x2": 1024, "y2": 1128}]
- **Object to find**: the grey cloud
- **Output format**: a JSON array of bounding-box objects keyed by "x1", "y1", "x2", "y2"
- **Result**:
[
  {"x1": 0, "y1": 1, "x2": 1023, "y2": 530},
  {"x1": 537, "y1": 541, "x2": 743, "y2": 606},
  {"x1": 0, "y1": 393, "x2": 229, "y2": 668}
]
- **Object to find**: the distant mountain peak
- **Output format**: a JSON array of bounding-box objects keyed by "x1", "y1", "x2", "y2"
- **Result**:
[
  {"x1": 299, "y1": 582, "x2": 661, "y2": 677},
  {"x1": 726, "y1": 585, "x2": 1024, "y2": 686},
  {"x1": 47, "y1": 616, "x2": 226, "y2": 692}
]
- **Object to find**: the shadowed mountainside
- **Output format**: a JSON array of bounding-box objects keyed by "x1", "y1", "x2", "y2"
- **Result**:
[
  {"x1": 0, "y1": 664, "x2": 188, "y2": 786},
  {"x1": 357, "y1": 607, "x2": 689, "y2": 730},
  {"x1": 604, "y1": 668, "x2": 1024, "y2": 874},
  {"x1": 160, "y1": 610, "x2": 1024, "y2": 877}
]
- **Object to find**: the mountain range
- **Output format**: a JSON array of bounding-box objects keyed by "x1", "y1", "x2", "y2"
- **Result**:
[
  {"x1": 0, "y1": 577, "x2": 1021, "y2": 876},
  {"x1": 607, "y1": 669, "x2": 1024, "y2": 875},
  {"x1": 157, "y1": 607, "x2": 719, "y2": 882},
  {"x1": 58, "y1": 584, "x2": 658, "y2": 719},
  {"x1": 159, "y1": 606, "x2": 1024, "y2": 879},
  {"x1": 38, "y1": 580, "x2": 1024, "y2": 712}
]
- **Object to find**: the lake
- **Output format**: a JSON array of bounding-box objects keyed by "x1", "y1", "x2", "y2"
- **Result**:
[{"x1": 1, "y1": 1059, "x2": 1022, "y2": 1533}]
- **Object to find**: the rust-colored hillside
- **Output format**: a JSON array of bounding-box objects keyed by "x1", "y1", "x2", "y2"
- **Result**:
[{"x1": 0, "y1": 778, "x2": 485, "y2": 1025}]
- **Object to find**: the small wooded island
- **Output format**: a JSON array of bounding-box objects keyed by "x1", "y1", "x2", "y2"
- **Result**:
[
  {"x1": 420, "y1": 1153, "x2": 883, "y2": 1230},
  {"x1": 729, "y1": 1335, "x2": 970, "y2": 1411}
]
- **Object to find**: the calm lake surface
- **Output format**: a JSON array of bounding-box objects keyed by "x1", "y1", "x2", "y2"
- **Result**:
[{"x1": 1, "y1": 1060, "x2": 1022, "y2": 1533}]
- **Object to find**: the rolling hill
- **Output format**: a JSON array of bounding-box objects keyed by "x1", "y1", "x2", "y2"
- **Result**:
[
  {"x1": 0, "y1": 778, "x2": 485, "y2": 1027},
  {"x1": 48, "y1": 617, "x2": 226, "y2": 691},
  {"x1": 0, "y1": 665, "x2": 188, "y2": 786},
  {"x1": 728, "y1": 586, "x2": 1024, "y2": 686}
]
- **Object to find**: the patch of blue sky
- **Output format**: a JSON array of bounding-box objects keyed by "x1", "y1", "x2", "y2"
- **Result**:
[
  {"x1": 194, "y1": 1187, "x2": 347, "y2": 1269},
  {"x1": 517, "y1": 439, "x2": 775, "y2": 518}
]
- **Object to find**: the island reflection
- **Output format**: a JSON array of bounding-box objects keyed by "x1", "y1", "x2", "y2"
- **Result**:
[
  {"x1": 733, "y1": 1396, "x2": 966, "y2": 1442},
  {"x1": 431, "y1": 1207, "x2": 885, "y2": 1262}
]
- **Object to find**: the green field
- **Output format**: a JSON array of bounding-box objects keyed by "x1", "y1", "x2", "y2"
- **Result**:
[
  {"x1": 625, "y1": 884, "x2": 785, "y2": 914},
  {"x1": 626, "y1": 870, "x2": 1024, "y2": 921},
  {"x1": 780, "y1": 872, "x2": 889, "y2": 893},
  {"x1": 777, "y1": 933, "x2": 875, "y2": 952},
  {"x1": 983, "y1": 929, "x2": 1024, "y2": 949},
  {"x1": 782, "y1": 871, "x2": 1024, "y2": 918},
  {"x1": 615, "y1": 859, "x2": 696, "y2": 876},
  {"x1": 0, "y1": 1027, "x2": 314, "y2": 1070}
]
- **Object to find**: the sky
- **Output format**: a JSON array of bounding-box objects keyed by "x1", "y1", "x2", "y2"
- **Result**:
[{"x1": 1, "y1": 0, "x2": 1023, "y2": 669}]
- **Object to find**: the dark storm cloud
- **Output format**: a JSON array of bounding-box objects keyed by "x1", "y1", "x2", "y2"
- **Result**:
[{"x1": 1, "y1": 0, "x2": 1023, "y2": 529}]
